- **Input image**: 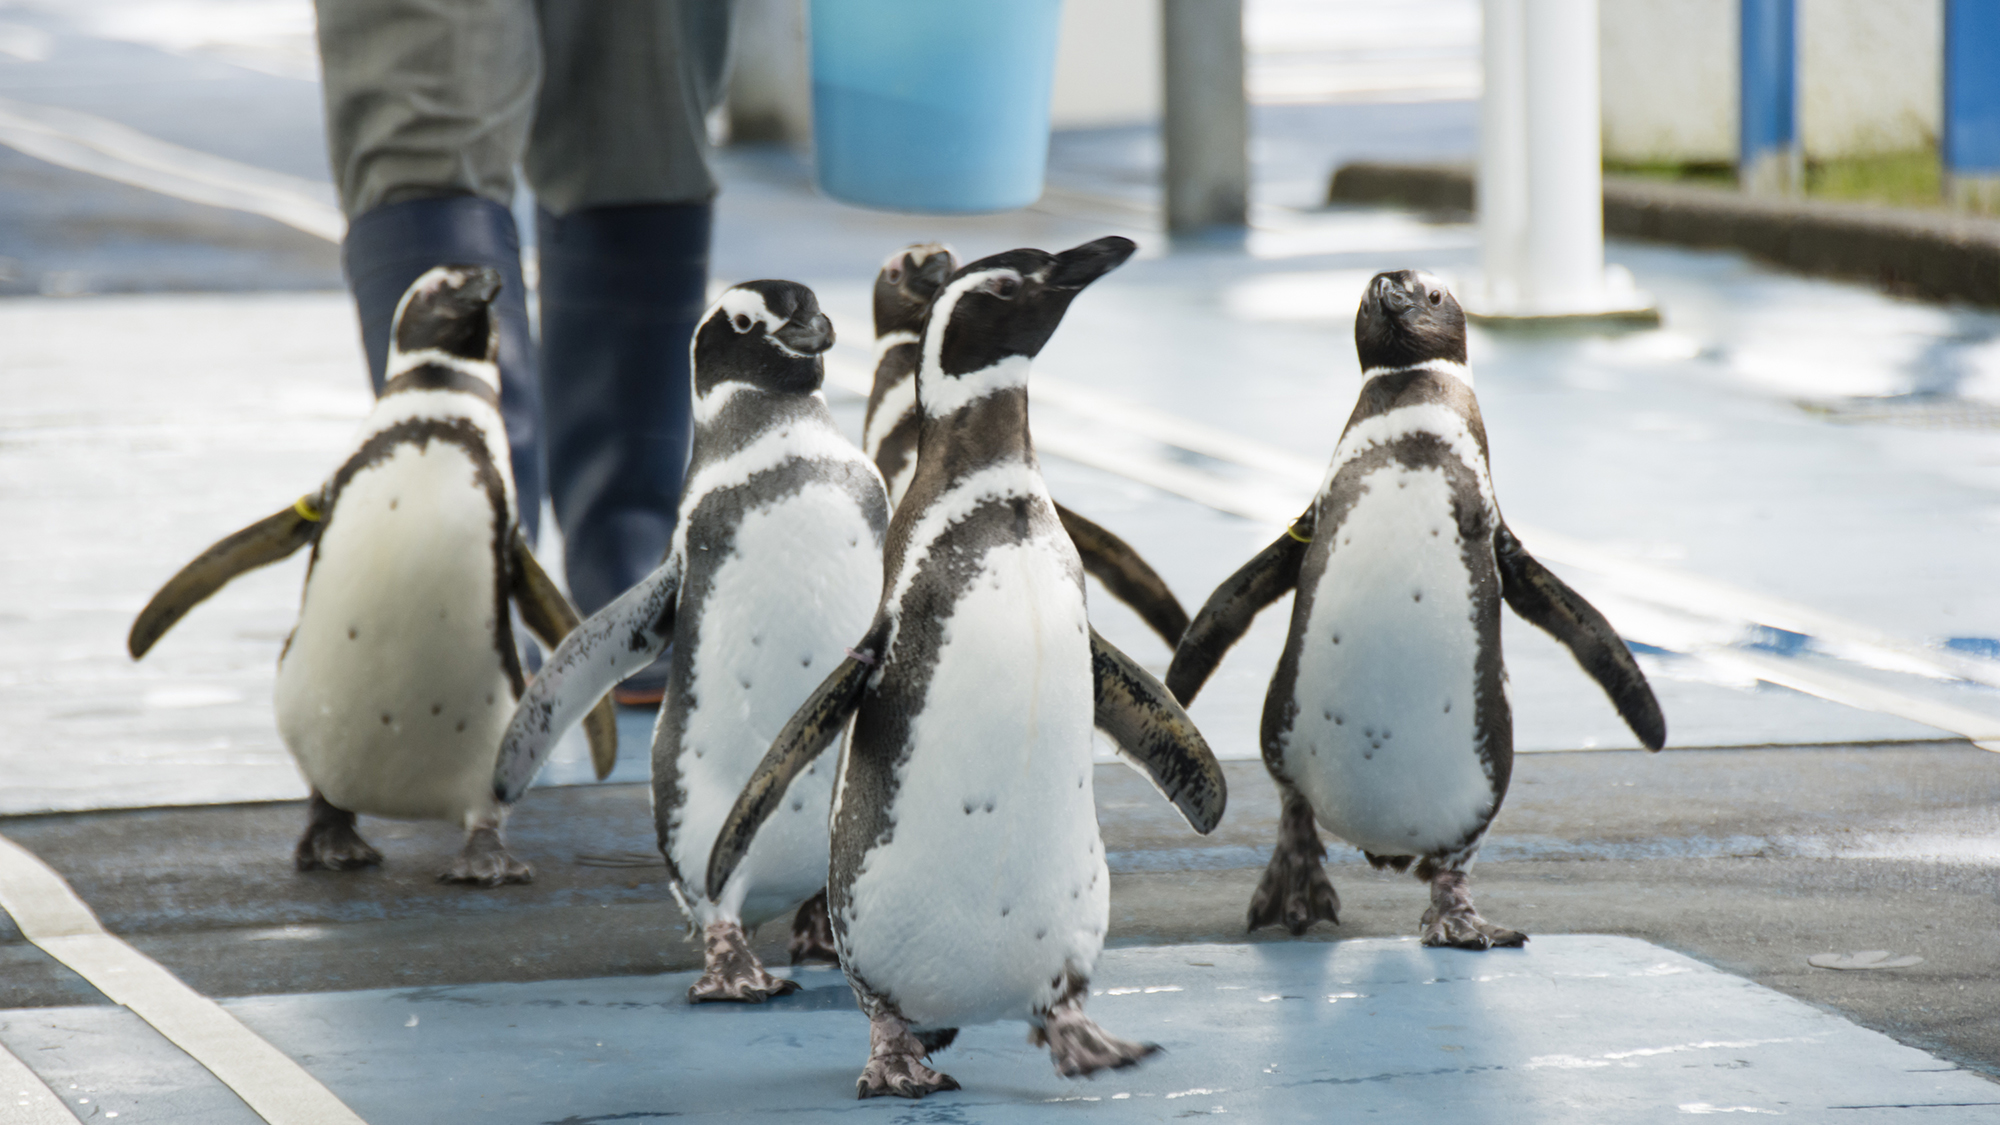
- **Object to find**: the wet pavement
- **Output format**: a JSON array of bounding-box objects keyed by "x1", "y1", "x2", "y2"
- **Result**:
[
  {"x1": 1, "y1": 1, "x2": 1999, "y2": 1121},
  {"x1": 14, "y1": 937, "x2": 2000, "y2": 1124}
]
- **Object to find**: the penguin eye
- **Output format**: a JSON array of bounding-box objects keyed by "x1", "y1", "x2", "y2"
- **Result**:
[
  {"x1": 988, "y1": 275, "x2": 1020, "y2": 299},
  {"x1": 885, "y1": 266, "x2": 903, "y2": 284},
  {"x1": 1428, "y1": 289, "x2": 1442, "y2": 306},
  {"x1": 732, "y1": 313, "x2": 753, "y2": 332}
]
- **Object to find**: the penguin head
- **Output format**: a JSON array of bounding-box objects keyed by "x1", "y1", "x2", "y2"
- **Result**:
[
  {"x1": 920, "y1": 236, "x2": 1136, "y2": 410},
  {"x1": 873, "y1": 243, "x2": 957, "y2": 338},
  {"x1": 1354, "y1": 269, "x2": 1466, "y2": 371},
  {"x1": 388, "y1": 264, "x2": 503, "y2": 374},
  {"x1": 693, "y1": 280, "x2": 835, "y2": 400}
]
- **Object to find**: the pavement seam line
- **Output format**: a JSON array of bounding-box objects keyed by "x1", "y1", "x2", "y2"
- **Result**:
[
  {"x1": 0, "y1": 1037, "x2": 83, "y2": 1125},
  {"x1": 822, "y1": 346, "x2": 2000, "y2": 750},
  {"x1": 0, "y1": 832, "x2": 369, "y2": 1125},
  {"x1": 0, "y1": 96, "x2": 344, "y2": 242}
]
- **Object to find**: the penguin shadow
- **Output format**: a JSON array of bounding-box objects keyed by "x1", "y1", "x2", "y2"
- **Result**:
[
  {"x1": 1222, "y1": 942, "x2": 1523, "y2": 1114},
  {"x1": 715, "y1": 973, "x2": 856, "y2": 1015}
]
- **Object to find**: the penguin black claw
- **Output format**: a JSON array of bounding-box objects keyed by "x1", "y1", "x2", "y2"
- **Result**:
[
  {"x1": 857, "y1": 1011, "x2": 959, "y2": 1099},
  {"x1": 855, "y1": 1059, "x2": 959, "y2": 1100},
  {"x1": 788, "y1": 890, "x2": 841, "y2": 965},
  {"x1": 1246, "y1": 858, "x2": 1342, "y2": 936},
  {"x1": 689, "y1": 919, "x2": 804, "y2": 1003},
  {"x1": 1420, "y1": 870, "x2": 1527, "y2": 950},
  {"x1": 293, "y1": 791, "x2": 383, "y2": 872},
  {"x1": 1031, "y1": 994, "x2": 1162, "y2": 1078},
  {"x1": 1246, "y1": 789, "x2": 1341, "y2": 934},
  {"x1": 437, "y1": 824, "x2": 532, "y2": 887}
]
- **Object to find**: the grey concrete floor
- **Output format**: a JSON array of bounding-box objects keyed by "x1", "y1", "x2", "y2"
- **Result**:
[
  {"x1": 14, "y1": 937, "x2": 1997, "y2": 1123},
  {"x1": 6, "y1": 750, "x2": 1997, "y2": 1081}
]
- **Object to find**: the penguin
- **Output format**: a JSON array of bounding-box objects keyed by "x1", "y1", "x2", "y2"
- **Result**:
[
  {"x1": 129, "y1": 265, "x2": 617, "y2": 885},
  {"x1": 708, "y1": 237, "x2": 1227, "y2": 1098},
  {"x1": 865, "y1": 242, "x2": 1192, "y2": 649},
  {"x1": 1165, "y1": 269, "x2": 1665, "y2": 948},
  {"x1": 493, "y1": 280, "x2": 888, "y2": 1001}
]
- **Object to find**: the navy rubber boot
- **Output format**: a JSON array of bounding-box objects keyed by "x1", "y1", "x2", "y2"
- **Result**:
[
  {"x1": 537, "y1": 202, "x2": 711, "y2": 703},
  {"x1": 341, "y1": 195, "x2": 545, "y2": 541}
]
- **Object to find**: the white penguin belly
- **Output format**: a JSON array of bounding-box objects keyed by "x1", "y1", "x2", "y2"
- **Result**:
[
  {"x1": 275, "y1": 441, "x2": 512, "y2": 825},
  {"x1": 666, "y1": 482, "x2": 881, "y2": 927},
  {"x1": 1283, "y1": 464, "x2": 1495, "y2": 857},
  {"x1": 843, "y1": 541, "x2": 1106, "y2": 1030}
]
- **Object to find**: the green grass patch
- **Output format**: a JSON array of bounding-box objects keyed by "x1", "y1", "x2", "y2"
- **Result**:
[
  {"x1": 1604, "y1": 159, "x2": 1737, "y2": 188},
  {"x1": 1606, "y1": 149, "x2": 1945, "y2": 209},
  {"x1": 1804, "y1": 149, "x2": 1940, "y2": 207}
]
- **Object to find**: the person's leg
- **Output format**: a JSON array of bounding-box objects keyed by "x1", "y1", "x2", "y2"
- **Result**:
[
  {"x1": 315, "y1": 0, "x2": 547, "y2": 536},
  {"x1": 532, "y1": 202, "x2": 709, "y2": 620},
  {"x1": 527, "y1": 1, "x2": 734, "y2": 702}
]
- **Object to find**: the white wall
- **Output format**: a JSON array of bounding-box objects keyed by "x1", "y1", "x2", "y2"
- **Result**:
[
  {"x1": 1600, "y1": 0, "x2": 1943, "y2": 165},
  {"x1": 1050, "y1": 0, "x2": 1162, "y2": 128},
  {"x1": 1600, "y1": 0, "x2": 1737, "y2": 163},
  {"x1": 1799, "y1": 0, "x2": 1939, "y2": 157}
]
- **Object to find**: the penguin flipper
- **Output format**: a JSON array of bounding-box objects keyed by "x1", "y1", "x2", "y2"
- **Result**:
[
  {"x1": 1163, "y1": 508, "x2": 1316, "y2": 705},
  {"x1": 493, "y1": 554, "x2": 681, "y2": 804},
  {"x1": 708, "y1": 619, "x2": 888, "y2": 900},
  {"x1": 507, "y1": 530, "x2": 620, "y2": 780},
  {"x1": 128, "y1": 497, "x2": 321, "y2": 659},
  {"x1": 1091, "y1": 627, "x2": 1227, "y2": 834},
  {"x1": 1495, "y1": 523, "x2": 1667, "y2": 751},
  {"x1": 1056, "y1": 502, "x2": 1190, "y2": 647}
]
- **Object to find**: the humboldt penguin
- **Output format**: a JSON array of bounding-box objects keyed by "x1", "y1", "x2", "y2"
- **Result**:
[
  {"x1": 709, "y1": 237, "x2": 1227, "y2": 1098},
  {"x1": 494, "y1": 280, "x2": 887, "y2": 1001},
  {"x1": 130, "y1": 265, "x2": 617, "y2": 884},
  {"x1": 1166, "y1": 269, "x2": 1665, "y2": 948},
  {"x1": 864, "y1": 242, "x2": 1190, "y2": 648}
]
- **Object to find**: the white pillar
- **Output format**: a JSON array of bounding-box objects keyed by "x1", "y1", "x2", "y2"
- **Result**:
[
  {"x1": 1521, "y1": 0, "x2": 1605, "y2": 311},
  {"x1": 1477, "y1": 0, "x2": 1527, "y2": 312},
  {"x1": 1475, "y1": 0, "x2": 1655, "y2": 322}
]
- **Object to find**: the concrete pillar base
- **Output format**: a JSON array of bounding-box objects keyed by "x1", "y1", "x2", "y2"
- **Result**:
[
  {"x1": 1466, "y1": 304, "x2": 1662, "y2": 331},
  {"x1": 1740, "y1": 147, "x2": 1804, "y2": 197},
  {"x1": 1946, "y1": 173, "x2": 2000, "y2": 214},
  {"x1": 1465, "y1": 264, "x2": 1660, "y2": 330}
]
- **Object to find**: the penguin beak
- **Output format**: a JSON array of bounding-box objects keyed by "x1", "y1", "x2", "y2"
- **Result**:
[
  {"x1": 1046, "y1": 236, "x2": 1137, "y2": 290},
  {"x1": 775, "y1": 310, "x2": 834, "y2": 356},
  {"x1": 440, "y1": 265, "x2": 502, "y2": 311},
  {"x1": 911, "y1": 250, "x2": 954, "y2": 295},
  {"x1": 1373, "y1": 274, "x2": 1414, "y2": 316},
  {"x1": 460, "y1": 267, "x2": 502, "y2": 307}
]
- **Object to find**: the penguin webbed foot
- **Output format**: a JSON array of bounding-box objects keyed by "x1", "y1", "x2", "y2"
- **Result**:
[
  {"x1": 1420, "y1": 868, "x2": 1526, "y2": 950},
  {"x1": 856, "y1": 1011, "x2": 959, "y2": 1099},
  {"x1": 294, "y1": 792, "x2": 383, "y2": 872},
  {"x1": 438, "y1": 824, "x2": 532, "y2": 887},
  {"x1": 1031, "y1": 981, "x2": 1160, "y2": 1078},
  {"x1": 1246, "y1": 791, "x2": 1341, "y2": 934},
  {"x1": 688, "y1": 919, "x2": 801, "y2": 1003},
  {"x1": 787, "y1": 889, "x2": 840, "y2": 965},
  {"x1": 1247, "y1": 857, "x2": 1341, "y2": 935}
]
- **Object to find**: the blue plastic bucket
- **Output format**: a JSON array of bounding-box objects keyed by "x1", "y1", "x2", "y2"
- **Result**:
[{"x1": 809, "y1": 0, "x2": 1064, "y2": 213}]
